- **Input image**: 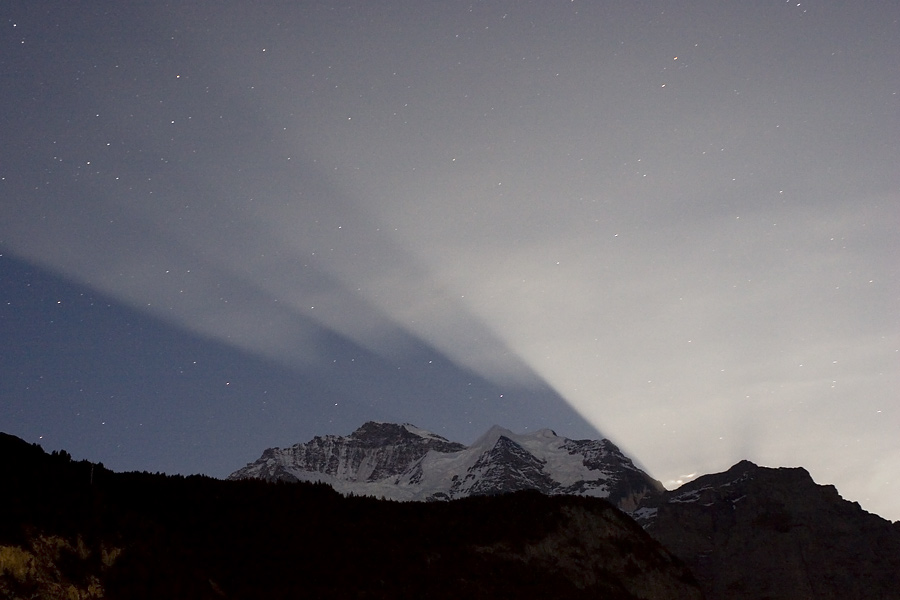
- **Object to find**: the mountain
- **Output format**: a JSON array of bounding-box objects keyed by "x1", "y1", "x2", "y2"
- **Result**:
[
  {"x1": 228, "y1": 422, "x2": 665, "y2": 511},
  {"x1": 231, "y1": 423, "x2": 900, "y2": 599},
  {"x1": 6, "y1": 428, "x2": 900, "y2": 599},
  {"x1": 227, "y1": 421, "x2": 466, "y2": 486},
  {"x1": 638, "y1": 460, "x2": 900, "y2": 600},
  {"x1": 0, "y1": 432, "x2": 703, "y2": 600}
]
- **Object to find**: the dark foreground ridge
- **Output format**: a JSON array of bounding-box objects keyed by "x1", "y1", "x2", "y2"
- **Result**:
[{"x1": 0, "y1": 432, "x2": 701, "y2": 600}]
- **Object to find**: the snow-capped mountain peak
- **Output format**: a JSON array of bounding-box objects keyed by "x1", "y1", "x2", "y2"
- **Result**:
[{"x1": 229, "y1": 422, "x2": 664, "y2": 512}]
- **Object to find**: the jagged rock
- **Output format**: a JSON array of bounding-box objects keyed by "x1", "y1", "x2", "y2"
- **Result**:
[
  {"x1": 229, "y1": 422, "x2": 665, "y2": 512},
  {"x1": 639, "y1": 460, "x2": 900, "y2": 600},
  {"x1": 234, "y1": 422, "x2": 466, "y2": 484}
]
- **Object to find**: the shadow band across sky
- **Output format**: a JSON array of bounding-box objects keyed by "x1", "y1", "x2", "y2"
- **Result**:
[{"x1": 0, "y1": 251, "x2": 602, "y2": 478}]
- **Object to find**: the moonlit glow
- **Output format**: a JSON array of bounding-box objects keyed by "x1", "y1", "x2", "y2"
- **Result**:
[{"x1": 1, "y1": 1, "x2": 898, "y2": 520}]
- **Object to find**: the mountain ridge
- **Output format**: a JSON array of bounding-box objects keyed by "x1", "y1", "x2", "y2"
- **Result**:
[
  {"x1": 641, "y1": 459, "x2": 900, "y2": 600},
  {"x1": 228, "y1": 421, "x2": 664, "y2": 511},
  {"x1": 229, "y1": 421, "x2": 900, "y2": 599},
  {"x1": 4, "y1": 427, "x2": 900, "y2": 599},
  {"x1": 0, "y1": 431, "x2": 704, "y2": 600}
]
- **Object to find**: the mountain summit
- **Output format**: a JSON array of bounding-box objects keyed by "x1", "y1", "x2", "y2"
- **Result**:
[
  {"x1": 228, "y1": 422, "x2": 664, "y2": 512},
  {"x1": 638, "y1": 460, "x2": 900, "y2": 600}
]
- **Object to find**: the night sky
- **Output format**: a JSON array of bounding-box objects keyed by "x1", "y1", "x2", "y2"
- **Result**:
[{"x1": 2, "y1": 1, "x2": 898, "y2": 519}]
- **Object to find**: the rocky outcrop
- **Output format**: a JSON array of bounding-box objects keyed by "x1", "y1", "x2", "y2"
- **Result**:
[
  {"x1": 231, "y1": 421, "x2": 466, "y2": 483},
  {"x1": 229, "y1": 422, "x2": 665, "y2": 511},
  {"x1": 640, "y1": 460, "x2": 900, "y2": 600}
]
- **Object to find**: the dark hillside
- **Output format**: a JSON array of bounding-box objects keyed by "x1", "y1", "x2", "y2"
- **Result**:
[
  {"x1": 0, "y1": 433, "x2": 701, "y2": 600},
  {"x1": 643, "y1": 461, "x2": 900, "y2": 600}
]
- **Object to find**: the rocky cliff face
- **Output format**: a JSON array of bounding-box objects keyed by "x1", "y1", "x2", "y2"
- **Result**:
[
  {"x1": 233, "y1": 421, "x2": 466, "y2": 484},
  {"x1": 639, "y1": 460, "x2": 900, "y2": 600},
  {"x1": 229, "y1": 422, "x2": 665, "y2": 512}
]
